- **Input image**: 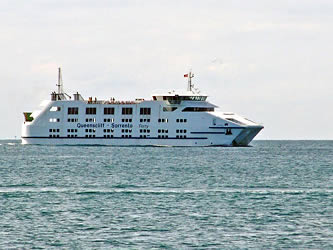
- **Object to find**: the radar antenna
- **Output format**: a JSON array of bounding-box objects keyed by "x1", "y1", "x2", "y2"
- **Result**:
[{"x1": 185, "y1": 71, "x2": 195, "y2": 91}]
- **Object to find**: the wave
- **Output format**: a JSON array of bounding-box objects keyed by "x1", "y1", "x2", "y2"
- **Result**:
[{"x1": 0, "y1": 187, "x2": 332, "y2": 195}]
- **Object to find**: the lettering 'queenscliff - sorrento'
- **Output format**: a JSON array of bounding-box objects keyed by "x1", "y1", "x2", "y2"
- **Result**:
[{"x1": 21, "y1": 68, "x2": 263, "y2": 146}]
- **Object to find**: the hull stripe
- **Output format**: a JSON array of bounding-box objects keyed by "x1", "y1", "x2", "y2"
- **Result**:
[
  {"x1": 209, "y1": 126, "x2": 244, "y2": 129},
  {"x1": 22, "y1": 136, "x2": 208, "y2": 140},
  {"x1": 191, "y1": 132, "x2": 226, "y2": 134}
]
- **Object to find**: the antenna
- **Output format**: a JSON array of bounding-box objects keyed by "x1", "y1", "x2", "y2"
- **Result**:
[
  {"x1": 187, "y1": 71, "x2": 194, "y2": 91},
  {"x1": 57, "y1": 67, "x2": 63, "y2": 94}
]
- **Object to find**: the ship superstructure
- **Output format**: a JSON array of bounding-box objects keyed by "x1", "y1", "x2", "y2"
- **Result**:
[{"x1": 22, "y1": 69, "x2": 263, "y2": 146}]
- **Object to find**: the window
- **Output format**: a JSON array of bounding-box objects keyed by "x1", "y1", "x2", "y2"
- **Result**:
[
  {"x1": 104, "y1": 107, "x2": 115, "y2": 115},
  {"x1": 50, "y1": 106, "x2": 61, "y2": 112},
  {"x1": 164, "y1": 95, "x2": 207, "y2": 103},
  {"x1": 86, "y1": 107, "x2": 96, "y2": 115},
  {"x1": 226, "y1": 118, "x2": 246, "y2": 126},
  {"x1": 67, "y1": 118, "x2": 78, "y2": 122},
  {"x1": 122, "y1": 107, "x2": 133, "y2": 115},
  {"x1": 158, "y1": 118, "x2": 168, "y2": 123},
  {"x1": 226, "y1": 128, "x2": 233, "y2": 135},
  {"x1": 140, "y1": 118, "x2": 150, "y2": 123},
  {"x1": 122, "y1": 119, "x2": 132, "y2": 123},
  {"x1": 140, "y1": 107, "x2": 151, "y2": 115},
  {"x1": 86, "y1": 118, "x2": 96, "y2": 122},
  {"x1": 68, "y1": 107, "x2": 79, "y2": 115},
  {"x1": 49, "y1": 118, "x2": 60, "y2": 123},
  {"x1": 182, "y1": 107, "x2": 214, "y2": 112},
  {"x1": 163, "y1": 107, "x2": 177, "y2": 112}
]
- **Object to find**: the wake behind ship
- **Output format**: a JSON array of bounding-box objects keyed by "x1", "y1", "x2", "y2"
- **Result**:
[{"x1": 22, "y1": 69, "x2": 263, "y2": 146}]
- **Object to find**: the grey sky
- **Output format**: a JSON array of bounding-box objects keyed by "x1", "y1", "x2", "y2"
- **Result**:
[{"x1": 1, "y1": 0, "x2": 332, "y2": 139}]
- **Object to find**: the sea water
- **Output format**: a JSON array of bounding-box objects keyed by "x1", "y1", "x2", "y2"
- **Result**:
[{"x1": 0, "y1": 140, "x2": 332, "y2": 248}]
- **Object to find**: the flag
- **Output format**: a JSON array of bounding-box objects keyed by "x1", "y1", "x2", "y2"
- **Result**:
[{"x1": 184, "y1": 74, "x2": 188, "y2": 77}]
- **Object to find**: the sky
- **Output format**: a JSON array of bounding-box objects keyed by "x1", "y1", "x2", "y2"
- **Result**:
[{"x1": 1, "y1": 0, "x2": 333, "y2": 139}]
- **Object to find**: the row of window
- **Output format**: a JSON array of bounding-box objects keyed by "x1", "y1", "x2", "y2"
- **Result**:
[
  {"x1": 122, "y1": 107, "x2": 132, "y2": 115},
  {"x1": 140, "y1": 129, "x2": 150, "y2": 133},
  {"x1": 104, "y1": 107, "x2": 114, "y2": 115},
  {"x1": 103, "y1": 129, "x2": 114, "y2": 133},
  {"x1": 49, "y1": 129, "x2": 60, "y2": 132},
  {"x1": 68, "y1": 118, "x2": 78, "y2": 122},
  {"x1": 162, "y1": 96, "x2": 207, "y2": 101},
  {"x1": 86, "y1": 118, "x2": 96, "y2": 122},
  {"x1": 68, "y1": 106, "x2": 213, "y2": 116},
  {"x1": 49, "y1": 118, "x2": 60, "y2": 123},
  {"x1": 67, "y1": 134, "x2": 78, "y2": 138},
  {"x1": 158, "y1": 129, "x2": 168, "y2": 133},
  {"x1": 68, "y1": 107, "x2": 152, "y2": 115},
  {"x1": 163, "y1": 107, "x2": 177, "y2": 112},
  {"x1": 62, "y1": 117, "x2": 188, "y2": 123},
  {"x1": 86, "y1": 107, "x2": 96, "y2": 115},
  {"x1": 67, "y1": 129, "x2": 78, "y2": 133},
  {"x1": 48, "y1": 135, "x2": 186, "y2": 138},
  {"x1": 85, "y1": 129, "x2": 96, "y2": 133},
  {"x1": 47, "y1": 135, "x2": 207, "y2": 139},
  {"x1": 85, "y1": 135, "x2": 96, "y2": 138},
  {"x1": 50, "y1": 106, "x2": 61, "y2": 112},
  {"x1": 121, "y1": 129, "x2": 132, "y2": 133},
  {"x1": 104, "y1": 135, "x2": 114, "y2": 138},
  {"x1": 140, "y1": 107, "x2": 151, "y2": 115},
  {"x1": 158, "y1": 118, "x2": 168, "y2": 123},
  {"x1": 48, "y1": 129, "x2": 188, "y2": 134},
  {"x1": 68, "y1": 107, "x2": 78, "y2": 115},
  {"x1": 182, "y1": 107, "x2": 214, "y2": 112},
  {"x1": 140, "y1": 118, "x2": 150, "y2": 123}
]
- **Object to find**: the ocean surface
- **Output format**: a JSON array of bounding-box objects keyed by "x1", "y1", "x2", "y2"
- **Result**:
[{"x1": 0, "y1": 140, "x2": 332, "y2": 249}]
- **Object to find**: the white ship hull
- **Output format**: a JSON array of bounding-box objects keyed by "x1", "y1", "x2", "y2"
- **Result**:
[{"x1": 22, "y1": 70, "x2": 263, "y2": 146}]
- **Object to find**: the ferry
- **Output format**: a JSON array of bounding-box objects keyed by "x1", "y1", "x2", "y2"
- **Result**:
[{"x1": 22, "y1": 68, "x2": 263, "y2": 146}]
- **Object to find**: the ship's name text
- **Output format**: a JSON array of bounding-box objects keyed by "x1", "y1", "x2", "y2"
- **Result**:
[{"x1": 76, "y1": 123, "x2": 133, "y2": 129}]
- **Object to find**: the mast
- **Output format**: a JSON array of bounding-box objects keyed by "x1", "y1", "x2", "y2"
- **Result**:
[
  {"x1": 187, "y1": 71, "x2": 194, "y2": 91},
  {"x1": 57, "y1": 67, "x2": 63, "y2": 94}
]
